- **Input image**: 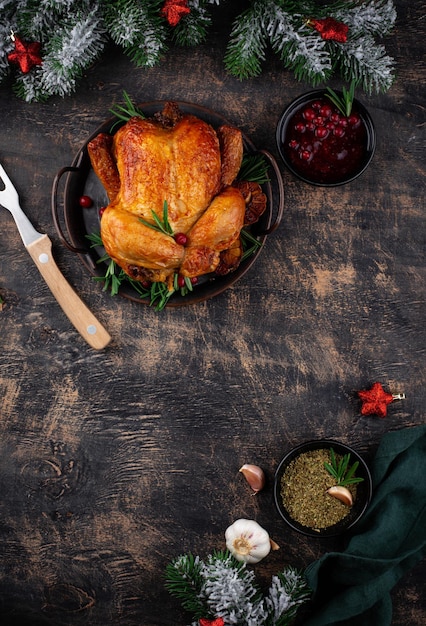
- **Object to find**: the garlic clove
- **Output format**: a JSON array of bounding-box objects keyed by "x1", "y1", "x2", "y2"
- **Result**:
[
  {"x1": 270, "y1": 539, "x2": 280, "y2": 551},
  {"x1": 327, "y1": 485, "x2": 353, "y2": 506},
  {"x1": 239, "y1": 464, "x2": 266, "y2": 494}
]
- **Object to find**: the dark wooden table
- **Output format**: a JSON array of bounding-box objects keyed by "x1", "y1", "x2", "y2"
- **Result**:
[{"x1": 0, "y1": 2, "x2": 424, "y2": 625}]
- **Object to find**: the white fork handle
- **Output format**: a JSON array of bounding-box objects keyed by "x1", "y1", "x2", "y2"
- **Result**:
[{"x1": 26, "y1": 234, "x2": 111, "y2": 350}]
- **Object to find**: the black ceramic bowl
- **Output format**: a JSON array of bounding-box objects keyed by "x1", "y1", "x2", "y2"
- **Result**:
[
  {"x1": 274, "y1": 439, "x2": 372, "y2": 537},
  {"x1": 276, "y1": 90, "x2": 376, "y2": 186}
]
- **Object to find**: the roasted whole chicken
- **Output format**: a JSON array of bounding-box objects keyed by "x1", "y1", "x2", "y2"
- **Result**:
[{"x1": 87, "y1": 102, "x2": 248, "y2": 286}]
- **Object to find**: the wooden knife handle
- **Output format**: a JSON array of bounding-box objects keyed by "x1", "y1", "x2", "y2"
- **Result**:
[{"x1": 26, "y1": 234, "x2": 111, "y2": 350}]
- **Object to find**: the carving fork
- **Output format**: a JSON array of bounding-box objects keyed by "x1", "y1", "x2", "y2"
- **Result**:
[{"x1": 0, "y1": 162, "x2": 111, "y2": 350}]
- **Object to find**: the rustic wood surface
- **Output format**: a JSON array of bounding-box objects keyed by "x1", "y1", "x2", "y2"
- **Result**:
[{"x1": 0, "y1": 2, "x2": 424, "y2": 625}]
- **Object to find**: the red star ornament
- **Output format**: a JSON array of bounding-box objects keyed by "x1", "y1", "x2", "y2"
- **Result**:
[
  {"x1": 199, "y1": 619, "x2": 225, "y2": 626},
  {"x1": 8, "y1": 35, "x2": 42, "y2": 74},
  {"x1": 308, "y1": 17, "x2": 349, "y2": 43},
  {"x1": 161, "y1": 0, "x2": 191, "y2": 27},
  {"x1": 358, "y1": 382, "x2": 399, "y2": 418}
]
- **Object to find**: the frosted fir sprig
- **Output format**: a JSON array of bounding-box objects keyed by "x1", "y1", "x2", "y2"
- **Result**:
[
  {"x1": 38, "y1": 10, "x2": 106, "y2": 97},
  {"x1": 1, "y1": 0, "x2": 397, "y2": 101},
  {"x1": 165, "y1": 550, "x2": 310, "y2": 626},
  {"x1": 104, "y1": 0, "x2": 167, "y2": 67},
  {"x1": 224, "y1": 0, "x2": 396, "y2": 93},
  {"x1": 265, "y1": 7, "x2": 333, "y2": 85}
]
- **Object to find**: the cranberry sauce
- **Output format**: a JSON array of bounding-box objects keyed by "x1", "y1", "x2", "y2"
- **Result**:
[{"x1": 281, "y1": 96, "x2": 369, "y2": 185}]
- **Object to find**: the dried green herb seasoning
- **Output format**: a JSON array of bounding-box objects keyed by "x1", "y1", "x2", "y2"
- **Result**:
[{"x1": 280, "y1": 449, "x2": 358, "y2": 531}]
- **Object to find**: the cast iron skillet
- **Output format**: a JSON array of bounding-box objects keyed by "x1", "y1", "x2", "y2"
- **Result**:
[{"x1": 52, "y1": 101, "x2": 284, "y2": 307}]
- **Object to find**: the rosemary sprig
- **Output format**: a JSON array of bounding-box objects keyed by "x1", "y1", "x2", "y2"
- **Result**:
[
  {"x1": 324, "y1": 448, "x2": 364, "y2": 487},
  {"x1": 139, "y1": 200, "x2": 174, "y2": 236},
  {"x1": 241, "y1": 228, "x2": 262, "y2": 260},
  {"x1": 238, "y1": 154, "x2": 270, "y2": 185},
  {"x1": 325, "y1": 80, "x2": 356, "y2": 117},
  {"x1": 109, "y1": 90, "x2": 145, "y2": 123}
]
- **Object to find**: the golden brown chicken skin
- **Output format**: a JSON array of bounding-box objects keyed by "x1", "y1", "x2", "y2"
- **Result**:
[{"x1": 87, "y1": 102, "x2": 245, "y2": 284}]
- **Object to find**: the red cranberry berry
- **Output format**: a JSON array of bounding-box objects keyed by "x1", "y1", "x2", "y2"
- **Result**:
[
  {"x1": 295, "y1": 122, "x2": 306, "y2": 133},
  {"x1": 312, "y1": 100, "x2": 322, "y2": 110},
  {"x1": 333, "y1": 126, "x2": 346, "y2": 138},
  {"x1": 306, "y1": 122, "x2": 316, "y2": 132},
  {"x1": 289, "y1": 139, "x2": 299, "y2": 149},
  {"x1": 79, "y1": 195, "x2": 93, "y2": 208},
  {"x1": 174, "y1": 232, "x2": 188, "y2": 246},
  {"x1": 141, "y1": 280, "x2": 151, "y2": 288},
  {"x1": 315, "y1": 127, "x2": 329, "y2": 139},
  {"x1": 300, "y1": 149, "x2": 312, "y2": 162},
  {"x1": 326, "y1": 122, "x2": 335, "y2": 130},
  {"x1": 330, "y1": 113, "x2": 340, "y2": 124},
  {"x1": 339, "y1": 118, "x2": 348, "y2": 128},
  {"x1": 98, "y1": 206, "x2": 106, "y2": 218},
  {"x1": 303, "y1": 107, "x2": 316, "y2": 121},
  {"x1": 313, "y1": 116, "x2": 325, "y2": 126},
  {"x1": 348, "y1": 113, "x2": 361, "y2": 127},
  {"x1": 319, "y1": 104, "x2": 332, "y2": 118},
  {"x1": 190, "y1": 276, "x2": 198, "y2": 285},
  {"x1": 177, "y1": 275, "x2": 186, "y2": 288}
]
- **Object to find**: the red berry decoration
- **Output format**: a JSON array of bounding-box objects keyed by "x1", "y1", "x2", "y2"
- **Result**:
[
  {"x1": 79, "y1": 195, "x2": 93, "y2": 208},
  {"x1": 99, "y1": 206, "x2": 107, "y2": 218},
  {"x1": 174, "y1": 232, "x2": 188, "y2": 246},
  {"x1": 177, "y1": 275, "x2": 186, "y2": 288},
  {"x1": 357, "y1": 382, "x2": 405, "y2": 418}
]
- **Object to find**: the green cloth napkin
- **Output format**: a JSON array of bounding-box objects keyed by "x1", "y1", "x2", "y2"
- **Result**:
[{"x1": 303, "y1": 425, "x2": 426, "y2": 626}]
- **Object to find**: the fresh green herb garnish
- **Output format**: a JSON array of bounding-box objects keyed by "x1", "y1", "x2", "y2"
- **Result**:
[
  {"x1": 139, "y1": 200, "x2": 173, "y2": 236},
  {"x1": 238, "y1": 154, "x2": 270, "y2": 185},
  {"x1": 109, "y1": 90, "x2": 145, "y2": 123},
  {"x1": 241, "y1": 228, "x2": 262, "y2": 260},
  {"x1": 324, "y1": 448, "x2": 364, "y2": 487},
  {"x1": 325, "y1": 80, "x2": 357, "y2": 117}
]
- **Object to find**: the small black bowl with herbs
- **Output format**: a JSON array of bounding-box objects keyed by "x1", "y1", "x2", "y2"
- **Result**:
[
  {"x1": 274, "y1": 440, "x2": 372, "y2": 537},
  {"x1": 276, "y1": 84, "x2": 376, "y2": 186}
]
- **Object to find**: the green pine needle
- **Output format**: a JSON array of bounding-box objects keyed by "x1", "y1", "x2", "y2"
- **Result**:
[{"x1": 165, "y1": 553, "x2": 205, "y2": 619}]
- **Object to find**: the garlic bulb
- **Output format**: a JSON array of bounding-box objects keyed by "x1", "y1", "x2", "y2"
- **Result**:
[
  {"x1": 239, "y1": 464, "x2": 265, "y2": 494},
  {"x1": 225, "y1": 519, "x2": 279, "y2": 564}
]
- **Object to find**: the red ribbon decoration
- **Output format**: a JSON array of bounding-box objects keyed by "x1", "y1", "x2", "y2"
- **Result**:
[
  {"x1": 358, "y1": 382, "x2": 395, "y2": 418},
  {"x1": 161, "y1": 0, "x2": 191, "y2": 27},
  {"x1": 308, "y1": 17, "x2": 349, "y2": 43},
  {"x1": 199, "y1": 618, "x2": 225, "y2": 626},
  {"x1": 8, "y1": 35, "x2": 42, "y2": 73}
]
